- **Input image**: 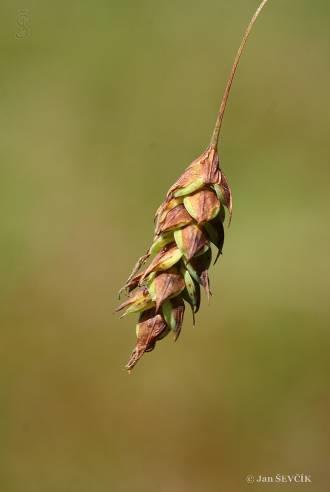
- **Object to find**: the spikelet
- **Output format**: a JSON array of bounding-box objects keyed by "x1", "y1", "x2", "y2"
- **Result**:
[
  {"x1": 117, "y1": 0, "x2": 270, "y2": 370},
  {"x1": 116, "y1": 148, "x2": 232, "y2": 370}
]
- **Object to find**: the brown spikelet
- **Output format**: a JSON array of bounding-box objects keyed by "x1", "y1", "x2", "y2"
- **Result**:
[
  {"x1": 151, "y1": 270, "x2": 185, "y2": 312},
  {"x1": 117, "y1": 0, "x2": 271, "y2": 370},
  {"x1": 126, "y1": 309, "x2": 168, "y2": 371},
  {"x1": 183, "y1": 188, "x2": 220, "y2": 224},
  {"x1": 174, "y1": 224, "x2": 209, "y2": 261},
  {"x1": 140, "y1": 243, "x2": 182, "y2": 282},
  {"x1": 158, "y1": 204, "x2": 193, "y2": 233}
]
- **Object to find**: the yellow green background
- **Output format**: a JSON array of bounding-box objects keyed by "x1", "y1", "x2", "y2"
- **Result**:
[{"x1": 1, "y1": 0, "x2": 329, "y2": 490}]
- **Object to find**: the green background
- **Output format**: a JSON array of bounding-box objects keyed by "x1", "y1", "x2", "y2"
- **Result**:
[{"x1": 1, "y1": 0, "x2": 329, "y2": 490}]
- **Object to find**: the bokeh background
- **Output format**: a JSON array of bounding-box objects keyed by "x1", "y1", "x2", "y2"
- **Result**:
[{"x1": 1, "y1": 0, "x2": 330, "y2": 490}]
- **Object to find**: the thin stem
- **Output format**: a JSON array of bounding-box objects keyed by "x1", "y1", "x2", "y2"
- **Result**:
[{"x1": 210, "y1": 0, "x2": 270, "y2": 149}]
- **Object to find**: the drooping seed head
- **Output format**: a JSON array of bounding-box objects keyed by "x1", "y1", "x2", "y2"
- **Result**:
[
  {"x1": 118, "y1": 145, "x2": 232, "y2": 370},
  {"x1": 117, "y1": 0, "x2": 272, "y2": 370}
]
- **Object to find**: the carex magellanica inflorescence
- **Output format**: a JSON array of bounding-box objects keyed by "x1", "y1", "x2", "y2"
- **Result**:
[{"x1": 117, "y1": 0, "x2": 270, "y2": 371}]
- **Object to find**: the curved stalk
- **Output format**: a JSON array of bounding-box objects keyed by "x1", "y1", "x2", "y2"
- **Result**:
[{"x1": 210, "y1": 0, "x2": 270, "y2": 149}]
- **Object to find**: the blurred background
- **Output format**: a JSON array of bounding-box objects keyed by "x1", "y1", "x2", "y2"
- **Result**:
[{"x1": 1, "y1": 0, "x2": 329, "y2": 490}]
